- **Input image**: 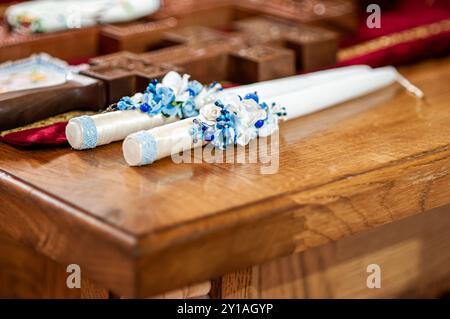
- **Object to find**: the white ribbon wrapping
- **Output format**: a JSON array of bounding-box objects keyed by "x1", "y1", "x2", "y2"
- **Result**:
[
  {"x1": 66, "y1": 112, "x2": 177, "y2": 150},
  {"x1": 123, "y1": 118, "x2": 202, "y2": 167}
]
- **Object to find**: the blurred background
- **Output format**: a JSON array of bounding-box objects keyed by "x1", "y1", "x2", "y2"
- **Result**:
[
  {"x1": 0, "y1": 0, "x2": 449, "y2": 146},
  {"x1": 1, "y1": 0, "x2": 449, "y2": 66}
]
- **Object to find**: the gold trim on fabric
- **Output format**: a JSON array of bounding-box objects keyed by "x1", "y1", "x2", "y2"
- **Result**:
[
  {"x1": 1, "y1": 111, "x2": 95, "y2": 136},
  {"x1": 338, "y1": 19, "x2": 450, "y2": 61}
]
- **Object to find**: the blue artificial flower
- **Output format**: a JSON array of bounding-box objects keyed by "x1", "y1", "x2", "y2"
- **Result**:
[
  {"x1": 156, "y1": 87, "x2": 175, "y2": 107},
  {"x1": 117, "y1": 96, "x2": 133, "y2": 110},
  {"x1": 213, "y1": 126, "x2": 236, "y2": 149},
  {"x1": 142, "y1": 92, "x2": 153, "y2": 105},
  {"x1": 161, "y1": 103, "x2": 179, "y2": 117},
  {"x1": 117, "y1": 101, "x2": 128, "y2": 110},
  {"x1": 189, "y1": 91, "x2": 284, "y2": 149},
  {"x1": 149, "y1": 102, "x2": 163, "y2": 115},
  {"x1": 146, "y1": 79, "x2": 158, "y2": 94},
  {"x1": 140, "y1": 92, "x2": 161, "y2": 115},
  {"x1": 181, "y1": 99, "x2": 199, "y2": 119},
  {"x1": 188, "y1": 80, "x2": 203, "y2": 96},
  {"x1": 113, "y1": 76, "x2": 219, "y2": 120},
  {"x1": 211, "y1": 106, "x2": 237, "y2": 149},
  {"x1": 191, "y1": 118, "x2": 213, "y2": 144}
]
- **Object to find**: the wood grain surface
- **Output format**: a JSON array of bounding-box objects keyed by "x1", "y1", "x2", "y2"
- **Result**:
[
  {"x1": 1, "y1": 57, "x2": 450, "y2": 296},
  {"x1": 213, "y1": 204, "x2": 450, "y2": 298},
  {"x1": 0, "y1": 234, "x2": 108, "y2": 298}
]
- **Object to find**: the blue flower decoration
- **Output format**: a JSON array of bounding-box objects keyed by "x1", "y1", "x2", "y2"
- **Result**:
[
  {"x1": 213, "y1": 127, "x2": 236, "y2": 149},
  {"x1": 142, "y1": 92, "x2": 153, "y2": 105},
  {"x1": 161, "y1": 104, "x2": 179, "y2": 117},
  {"x1": 181, "y1": 99, "x2": 199, "y2": 119},
  {"x1": 191, "y1": 91, "x2": 285, "y2": 150},
  {"x1": 142, "y1": 92, "x2": 162, "y2": 115},
  {"x1": 111, "y1": 74, "x2": 222, "y2": 120},
  {"x1": 117, "y1": 96, "x2": 133, "y2": 110},
  {"x1": 146, "y1": 79, "x2": 158, "y2": 94},
  {"x1": 209, "y1": 101, "x2": 237, "y2": 149},
  {"x1": 157, "y1": 87, "x2": 175, "y2": 106},
  {"x1": 188, "y1": 80, "x2": 203, "y2": 96}
]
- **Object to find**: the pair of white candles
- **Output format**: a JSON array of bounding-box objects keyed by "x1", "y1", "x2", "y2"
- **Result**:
[
  {"x1": 66, "y1": 65, "x2": 423, "y2": 166},
  {"x1": 66, "y1": 65, "x2": 372, "y2": 150}
]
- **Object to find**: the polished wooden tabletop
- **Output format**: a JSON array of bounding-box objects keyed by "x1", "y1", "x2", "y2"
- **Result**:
[{"x1": 1, "y1": 57, "x2": 450, "y2": 297}]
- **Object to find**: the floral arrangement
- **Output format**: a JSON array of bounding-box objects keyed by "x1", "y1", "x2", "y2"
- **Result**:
[
  {"x1": 114, "y1": 72, "x2": 222, "y2": 119},
  {"x1": 191, "y1": 92, "x2": 287, "y2": 150}
]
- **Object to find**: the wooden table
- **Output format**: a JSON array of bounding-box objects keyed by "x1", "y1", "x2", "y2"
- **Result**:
[{"x1": 1, "y1": 57, "x2": 450, "y2": 298}]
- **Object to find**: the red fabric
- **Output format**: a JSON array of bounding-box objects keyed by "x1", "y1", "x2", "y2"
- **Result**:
[
  {"x1": 338, "y1": 28, "x2": 450, "y2": 68},
  {"x1": 342, "y1": 0, "x2": 450, "y2": 47},
  {"x1": 68, "y1": 56, "x2": 94, "y2": 65},
  {"x1": 338, "y1": 0, "x2": 450, "y2": 67},
  {"x1": 0, "y1": 122, "x2": 69, "y2": 147}
]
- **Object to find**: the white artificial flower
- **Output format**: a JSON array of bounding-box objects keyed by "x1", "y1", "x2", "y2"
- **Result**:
[
  {"x1": 199, "y1": 103, "x2": 222, "y2": 124},
  {"x1": 271, "y1": 103, "x2": 285, "y2": 117},
  {"x1": 130, "y1": 92, "x2": 143, "y2": 105},
  {"x1": 235, "y1": 125, "x2": 258, "y2": 146},
  {"x1": 195, "y1": 87, "x2": 214, "y2": 109},
  {"x1": 195, "y1": 82, "x2": 224, "y2": 110},
  {"x1": 177, "y1": 90, "x2": 191, "y2": 103},
  {"x1": 242, "y1": 98, "x2": 258, "y2": 110},
  {"x1": 249, "y1": 109, "x2": 267, "y2": 127},
  {"x1": 194, "y1": 88, "x2": 207, "y2": 109},
  {"x1": 237, "y1": 98, "x2": 266, "y2": 127},
  {"x1": 258, "y1": 116, "x2": 279, "y2": 137},
  {"x1": 218, "y1": 92, "x2": 241, "y2": 112},
  {"x1": 161, "y1": 71, "x2": 190, "y2": 96}
]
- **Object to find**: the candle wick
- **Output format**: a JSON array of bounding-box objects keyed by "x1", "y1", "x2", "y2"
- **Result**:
[{"x1": 396, "y1": 73, "x2": 424, "y2": 99}]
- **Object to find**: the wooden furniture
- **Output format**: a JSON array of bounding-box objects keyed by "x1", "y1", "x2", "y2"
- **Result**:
[
  {"x1": 101, "y1": 1, "x2": 344, "y2": 55},
  {"x1": 89, "y1": 18, "x2": 337, "y2": 95},
  {"x1": 1, "y1": 57, "x2": 450, "y2": 298},
  {"x1": 0, "y1": 0, "x2": 354, "y2": 63},
  {"x1": 1, "y1": 17, "x2": 336, "y2": 131},
  {"x1": 213, "y1": 204, "x2": 450, "y2": 298},
  {"x1": 0, "y1": 24, "x2": 101, "y2": 63},
  {"x1": 0, "y1": 73, "x2": 106, "y2": 131}
]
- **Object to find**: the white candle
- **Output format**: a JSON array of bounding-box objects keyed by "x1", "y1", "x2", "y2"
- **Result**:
[
  {"x1": 271, "y1": 66, "x2": 400, "y2": 120},
  {"x1": 123, "y1": 118, "x2": 200, "y2": 167},
  {"x1": 123, "y1": 66, "x2": 405, "y2": 166},
  {"x1": 67, "y1": 66, "x2": 373, "y2": 150},
  {"x1": 226, "y1": 65, "x2": 372, "y2": 99},
  {"x1": 66, "y1": 112, "x2": 177, "y2": 150}
]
